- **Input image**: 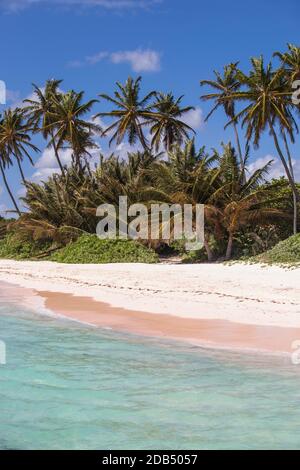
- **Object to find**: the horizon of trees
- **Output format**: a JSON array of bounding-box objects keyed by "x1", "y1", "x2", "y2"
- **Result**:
[{"x1": 0, "y1": 43, "x2": 300, "y2": 260}]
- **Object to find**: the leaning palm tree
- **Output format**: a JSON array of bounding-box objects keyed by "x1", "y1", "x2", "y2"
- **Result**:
[
  {"x1": 23, "y1": 79, "x2": 65, "y2": 175},
  {"x1": 95, "y1": 76, "x2": 156, "y2": 150},
  {"x1": 200, "y1": 63, "x2": 244, "y2": 168},
  {"x1": 46, "y1": 90, "x2": 101, "y2": 169},
  {"x1": 225, "y1": 57, "x2": 299, "y2": 230},
  {"x1": 0, "y1": 108, "x2": 39, "y2": 184},
  {"x1": 0, "y1": 139, "x2": 21, "y2": 216},
  {"x1": 147, "y1": 92, "x2": 195, "y2": 152}
]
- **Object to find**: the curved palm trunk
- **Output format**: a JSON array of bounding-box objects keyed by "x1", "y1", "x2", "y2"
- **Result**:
[
  {"x1": 50, "y1": 130, "x2": 65, "y2": 176},
  {"x1": 0, "y1": 159, "x2": 21, "y2": 216},
  {"x1": 233, "y1": 122, "x2": 243, "y2": 167},
  {"x1": 283, "y1": 133, "x2": 298, "y2": 235},
  {"x1": 16, "y1": 158, "x2": 26, "y2": 185},
  {"x1": 135, "y1": 120, "x2": 149, "y2": 152},
  {"x1": 269, "y1": 120, "x2": 300, "y2": 202}
]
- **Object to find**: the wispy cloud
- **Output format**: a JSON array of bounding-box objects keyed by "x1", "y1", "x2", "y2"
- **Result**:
[
  {"x1": 0, "y1": 0, "x2": 161, "y2": 13},
  {"x1": 248, "y1": 154, "x2": 300, "y2": 182},
  {"x1": 68, "y1": 48, "x2": 161, "y2": 72},
  {"x1": 182, "y1": 107, "x2": 204, "y2": 131}
]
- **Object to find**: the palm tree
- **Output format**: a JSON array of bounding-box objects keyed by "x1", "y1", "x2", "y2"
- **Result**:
[
  {"x1": 274, "y1": 43, "x2": 300, "y2": 81},
  {"x1": 46, "y1": 90, "x2": 101, "y2": 169},
  {"x1": 225, "y1": 57, "x2": 299, "y2": 216},
  {"x1": 212, "y1": 143, "x2": 281, "y2": 260},
  {"x1": 0, "y1": 108, "x2": 39, "y2": 184},
  {"x1": 200, "y1": 63, "x2": 244, "y2": 168},
  {"x1": 24, "y1": 79, "x2": 66, "y2": 175},
  {"x1": 147, "y1": 92, "x2": 195, "y2": 152},
  {"x1": 274, "y1": 44, "x2": 300, "y2": 234},
  {"x1": 95, "y1": 76, "x2": 156, "y2": 150},
  {"x1": 0, "y1": 139, "x2": 21, "y2": 216},
  {"x1": 149, "y1": 140, "x2": 220, "y2": 260}
]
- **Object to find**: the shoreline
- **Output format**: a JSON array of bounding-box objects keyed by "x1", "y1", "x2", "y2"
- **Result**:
[{"x1": 0, "y1": 259, "x2": 300, "y2": 355}]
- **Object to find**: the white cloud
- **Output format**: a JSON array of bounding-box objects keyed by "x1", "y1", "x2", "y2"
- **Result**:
[
  {"x1": 69, "y1": 48, "x2": 161, "y2": 73},
  {"x1": 31, "y1": 144, "x2": 104, "y2": 182},
  {"x1": 182, "y1": 107, "x2": 204, "y2": 131},
  {"x1": 248, "y1": 154, "x2": 300, "y2": 182},
  {"x1": 111, "y1": 49, "x2": 161, "y2": 72},
  {"x1": 86, "y1": 51, "x2": 109, "y2": 65},
  {"x1": 32, "y1": 147, "x2": 73, "y2": 182},
  {"x1": 6, "y1": 89, "x2": 21, "y2": 107},
  {"x1": 1, "y1": 0, "x2": 161, "y2": 13}
]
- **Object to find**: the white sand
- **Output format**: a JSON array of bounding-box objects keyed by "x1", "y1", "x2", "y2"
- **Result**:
[{"x1": 0, "y1": 260, "x2": 299, "y2": 328}]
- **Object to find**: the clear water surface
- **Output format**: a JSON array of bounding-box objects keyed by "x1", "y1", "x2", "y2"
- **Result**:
[{"x1": 0, "y1": 293, "x2": 300, "y2": 450}]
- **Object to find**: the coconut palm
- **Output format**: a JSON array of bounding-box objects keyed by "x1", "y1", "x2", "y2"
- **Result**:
[
  {"x1": 0, "y1": 141, "x2": 21, "y2": 216},
  {"x1": 0, "y1": 108, "x2": 39, "y2": 184},
  {"x1": 46, "y1": 90, "x2": 101, "y2": 168},
  {"x1": 274, "y1": 43, "x2": 300, "y2": 82},
  {"x1": 24, "y1": 79, "x2": 66, "y2": 175},
  {"x1": 211, "y1": 143, "x2": 281, "y2": 260},
  {"x1": 95, "y1": 76, "x2": 156, "y2": 150},
  {"x1": 149, "y1": 140, "x2": 220, "y2": 260},
  {"x1": 225, "y1": 57, "x2": 299, "y2": 213},
  {"x1": 147, "y1": 92, "x2": 195, "y2": 152},
  {"x1": 274, "y1": 44, "x2": 300, "y2": 234},
  {"x1": 200, "y1": 63, "x2": 244, "y2": 168}
]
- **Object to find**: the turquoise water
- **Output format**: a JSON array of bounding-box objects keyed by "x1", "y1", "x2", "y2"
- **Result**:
[{"x1": 0, "y1": 298, "x2": 300, "y2": 450}]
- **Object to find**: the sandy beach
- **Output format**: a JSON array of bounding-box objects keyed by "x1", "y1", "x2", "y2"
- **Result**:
[{"x1": 0, "y1": 260, "x2": 299, "y2": 354}]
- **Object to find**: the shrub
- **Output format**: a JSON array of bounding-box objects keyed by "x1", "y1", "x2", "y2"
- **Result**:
[
  {"x1": 252, "y1": 234, "x2": 300, "y2": 265},
  {"x1": 0, "y1": 233, "x2": 51, "y2": 260},
  {"x1": 51, "y1": 235, "x2": 159, "y2": 264}
]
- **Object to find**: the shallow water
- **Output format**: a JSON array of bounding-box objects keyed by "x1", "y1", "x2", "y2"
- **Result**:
[{"x1": 0, "y1": 294, "x2": 300, "y2": 450}]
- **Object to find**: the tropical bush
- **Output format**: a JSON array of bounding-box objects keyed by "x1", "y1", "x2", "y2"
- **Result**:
[
  {"x1": 0, "y1": 233, "x2": 51, "y2": 260},
  {"x1": 252, "y1": 234, "x2": 300, "y2": 264},
  {"x1": 51, "y1": 235, "x2": 159, "y2": 264}
]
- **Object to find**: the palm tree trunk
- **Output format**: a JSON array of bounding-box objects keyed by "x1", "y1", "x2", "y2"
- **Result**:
[
  {"x1": 269, "y1": 120, "x2": 300, "y2": 202},
  {"x1": 225, "y1": 233, "x2": 234, "y2": 260},
  {"x1": 50, "y1": 131, "x2": 65, "y2": 176},
  {"x1": 204, "y1": 238, "x2": 214, "y2": 262},
  {"x1": 0, "y1": 159, "x2": 21, "y2": 216},
  {"x1": 16, "y1": 158, "x2": 26, "y2": 185},
  {"x1": 135, "y1": 120, "x2": 149, "y2": 152},
  {"x1": 283, "y1": 133, "x2": 298, "y2": 235},
  {"x1": 233, "y1": 122, "x2": 244, "y2": 169}
]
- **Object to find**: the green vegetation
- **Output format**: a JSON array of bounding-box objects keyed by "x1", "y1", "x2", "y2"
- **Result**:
[
  {"x1": 252, "y1": 234, "x2": 300, "y2": 265},
  {"x1": 0, "y1": 233, "x2": 50, "y2": 260},
  {"x1": 0, "y1": 44, "x2": 300, "y2": 264},
  {"x1": 51, "y1": 235, "x2": 159, "y2": 264}
]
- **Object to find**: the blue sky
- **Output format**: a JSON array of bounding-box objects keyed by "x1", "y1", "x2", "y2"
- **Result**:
[{"x1": 0, "y1": 0, "x2": 299, "y2": 214}]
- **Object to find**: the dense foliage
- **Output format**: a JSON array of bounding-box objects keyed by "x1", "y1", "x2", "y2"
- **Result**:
[
  {"x1": 51, "y1": 235, "x2": 159, "y2": 264},
  {"x1": 253, "y1": 234, "x2": 300, "y2": 265},
  {"x1": 0, "y1": 44, "x2": 300, "y2": 264}
]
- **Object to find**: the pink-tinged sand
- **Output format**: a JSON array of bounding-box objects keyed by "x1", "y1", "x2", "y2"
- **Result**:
[
  {"x1": 34, "y1": 290, "x2": 300, "y2": 354},
  {"x1": 0, "y1": 260, "x2": 299, "y2": 354}
]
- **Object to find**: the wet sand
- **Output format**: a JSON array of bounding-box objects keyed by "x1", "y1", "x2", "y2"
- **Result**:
[
  {"x1": 35, "y1": 289, "x2": 300, "y2": 355},
  {"x1": 0, "y1": 258, "x2": 299, "y2": 355}
]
